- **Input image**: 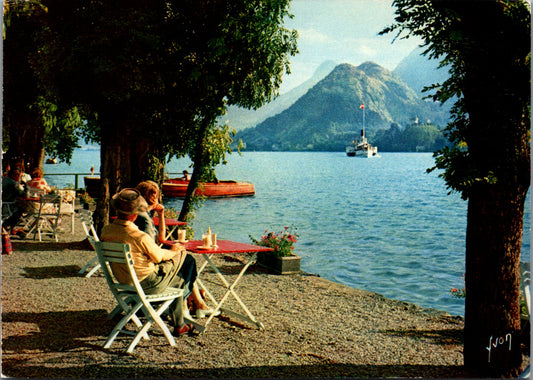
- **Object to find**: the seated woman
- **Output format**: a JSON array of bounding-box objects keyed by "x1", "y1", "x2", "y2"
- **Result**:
[
  {"x1": 135, "y1": 180, "x2": 166, "y2": 244},
  {"x1": 27, "y1": 167, "x2": 51, "y2": 195},
  {"x1": 135, "y1": 180, "x2": 218, "y2": 319}
]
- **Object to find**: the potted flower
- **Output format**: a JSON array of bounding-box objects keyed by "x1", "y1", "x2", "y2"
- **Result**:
[
  {"x1": 78, "y1": 191, "x2": 96, "y2": 210},
  {"x1": 250, "y1": 226, "x2": 301, "y2": 275}
]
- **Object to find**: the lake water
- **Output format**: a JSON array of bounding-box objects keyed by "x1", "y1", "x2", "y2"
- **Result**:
[{"x1": 45, "y1": 150, "x2": 531, "y2": 316}]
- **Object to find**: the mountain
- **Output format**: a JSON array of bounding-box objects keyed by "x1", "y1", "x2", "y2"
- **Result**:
[
  {"x1": 236, "y1": 61, "x2": 449, "y2": 151},
  {"x1": 221, "y1": 60, "x2": 336, "y2": 130},
  {"x1": 393, "y1": 47, "x2": 451, "y2": 95}
]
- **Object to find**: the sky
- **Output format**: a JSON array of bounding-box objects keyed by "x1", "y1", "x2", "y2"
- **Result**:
[{"x1": 279, "y1": 0, "x2": 422, "y2": 93}]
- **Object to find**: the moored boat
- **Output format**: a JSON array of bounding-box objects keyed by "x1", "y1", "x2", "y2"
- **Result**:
[{"x1": 162, "y1": 178, "x2": 255, "y2": 198}]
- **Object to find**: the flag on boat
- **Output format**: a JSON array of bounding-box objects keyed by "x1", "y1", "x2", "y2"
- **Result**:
[{"x1": 360, "y1": 103, "x2": 365, "y2": 109}]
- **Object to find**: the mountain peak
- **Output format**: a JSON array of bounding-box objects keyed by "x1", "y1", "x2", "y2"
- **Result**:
[
  {"x1": 357, "y1": 61, "x2": 391, "y2": 77},
  {"x1": 236, "y1": 61, "x2": 449, "y2": 151}
]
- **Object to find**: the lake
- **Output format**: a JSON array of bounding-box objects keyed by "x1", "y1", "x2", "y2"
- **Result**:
[{"x1": 44, "y1": 150, "x2": 531, "y2": 316}]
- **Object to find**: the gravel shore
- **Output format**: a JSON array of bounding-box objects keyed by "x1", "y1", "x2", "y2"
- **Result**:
[{"x1": 0, "y1": 212, "x2": 505, "y2": 378}]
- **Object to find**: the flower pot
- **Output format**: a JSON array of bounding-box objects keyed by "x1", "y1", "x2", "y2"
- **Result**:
[
  {"x1": 257, "y1": 252, "x2": 301, "y2": 275},
  {"x1": 83, "y1": 203, "x2": 96, "y2": 211},
  {"x1": 84, "y1": 176, "x2": 101, "y2": 199}
]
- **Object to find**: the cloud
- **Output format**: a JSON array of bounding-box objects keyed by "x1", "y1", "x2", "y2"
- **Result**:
[
  {"x1": 298, "y1": 28, "x2": 332, "y2": 44},
  {"x1": 280, "y1": 0, "x2": 423, "y2": 92}
]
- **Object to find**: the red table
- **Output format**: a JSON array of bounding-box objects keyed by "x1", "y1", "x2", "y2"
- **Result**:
[{"x1": 184, "y1": 240, "x2": 273, "y2": 330}]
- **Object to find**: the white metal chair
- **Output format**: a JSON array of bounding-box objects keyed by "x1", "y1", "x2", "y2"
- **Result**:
[
  {"x1": 58, "y1": 189, "x2": 76, "y2": 234},
  {"x1": 32, "y1": 194, "x2": 62, "y2": 242},
  {"x1": 94, "y1": 240, "x2": 185, "y2": 353},
  {"x1": 27, "y1": 187, "x2": 47, "y2": 198},
  {"x1": 78, "y1": 210, "x2": 102, "y2": 277}
]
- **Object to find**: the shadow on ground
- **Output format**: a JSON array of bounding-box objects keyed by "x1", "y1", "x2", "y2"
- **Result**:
[
  {"x1": 22, "y1": 265, "x2": 82, "y2": 279},
  {"x1": 1, "y1": 361, "x2": 471, "y2": 378},
  {"x1": 12, "y1": 239, "x2": 93, "y2": 252},
  {"x1": 1, "y1": 309, "x2": 472, "y2": 378},
  {"x1": 2, "y1": 310, "x2": 114, "y2": 353}
]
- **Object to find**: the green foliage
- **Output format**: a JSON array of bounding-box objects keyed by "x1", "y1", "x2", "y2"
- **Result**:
[
  {"x1": 3, "y1": 2, "x2": 83, "y2": 165},
  {"x1": 198, "y1": 123, "x2": 239, "y2": 182},
  {"x1": 373, "y1": 122, "x2": 449, "y2": 152},
  {"x1": 26, "y1": 0, "x2": 297, "y2": 183},
  {"x1": 382, "y1": 0, "x2": 531, "y2": 198},
  {"x1": 35, "y1": 97, "x2": 84, "y2": 164},
  {"x1": 382, "y1": 2, "x2": 530, "y2": 375},
  {"x1": 78, "y1": 191, "x2": 95, "y2": 206}
]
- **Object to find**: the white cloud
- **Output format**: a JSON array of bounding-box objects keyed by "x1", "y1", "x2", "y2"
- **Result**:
[
  {"x1": 280, "y1": 0, "x2": 423, "y2": 92},
  {"x1": 298, "y1": 28, "x2": 332, "y2": 44}
]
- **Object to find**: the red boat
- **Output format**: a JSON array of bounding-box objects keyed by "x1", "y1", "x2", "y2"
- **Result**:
[{"x1": 162, "y1": 178, "x2": 255, "y2": 198}]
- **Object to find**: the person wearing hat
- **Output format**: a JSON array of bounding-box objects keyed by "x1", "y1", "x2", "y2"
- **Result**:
[
  {"x1": 101, "y1": 188, "x2": 198, "y2": 336},
  {"x1": 135, "y1": 180, "x2": 219, "y2": 319}
]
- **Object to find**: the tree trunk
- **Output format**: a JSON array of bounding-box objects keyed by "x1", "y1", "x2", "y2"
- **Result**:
[
  {"x1": 464, "y1": 183, "x2": 528, "y2": 377},
  {"x1": 93, "y1": 116, "x2": 154, "y2": 233},
  {"x1": 4, "y1": 114, "x2": 45, "y2": 172},
  {"x1": 179, "y1": 122, "x2": 210, "y2": 222}
]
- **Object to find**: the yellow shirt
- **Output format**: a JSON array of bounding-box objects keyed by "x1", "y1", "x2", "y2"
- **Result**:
[{"x1": 101, "y1": 219, "x2": 186, "y2": 284}]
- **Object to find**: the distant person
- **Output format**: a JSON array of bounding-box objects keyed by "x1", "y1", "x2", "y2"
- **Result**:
[
  {"x1": 2, "y1": 168, "x2": 29, "y2": 235},
  {"x1": 2, "y1": 162, "x2": 10, "y2": 177},
  {"x1": 27, "y1": 167, "x2": 52, "y2": 194},
  {"x1": 182, "y1": 170, "x2": 191, "y2": 180},
  {"x1": 13, "y1": 160, "x2": 31, "y2": 183}
]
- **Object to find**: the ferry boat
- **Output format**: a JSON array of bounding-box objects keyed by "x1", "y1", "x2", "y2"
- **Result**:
[
  {"x1": 346, "y1": 102, "x2": 378, "y2": 157},
  {"x1": 162, "y1": 178, "x2": 255, "y2": 198},
  {"x1": 345, "y1": 129, "x2": 378, "y2": 157}
]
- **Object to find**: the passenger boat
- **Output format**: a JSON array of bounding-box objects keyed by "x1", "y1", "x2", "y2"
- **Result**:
[
  {"x1": 345, "y1": 129, "x2": 378, "y2": 157},
  {"x1": 162, "y1": 178, "x2": 255, "y2": 198},
  {"x1": 346, "y1": 102, "x2": 378, "y2": 157}
]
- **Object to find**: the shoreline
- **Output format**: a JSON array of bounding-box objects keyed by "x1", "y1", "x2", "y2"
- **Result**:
[{"x1": 0, "y1": 212, "x2": 522, "y2": 378}]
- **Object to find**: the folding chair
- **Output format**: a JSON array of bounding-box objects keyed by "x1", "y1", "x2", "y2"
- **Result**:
[
  {"x1": 27, "y1": 187, "x2": 47, "y2": 198},
  {"x1": 78, "y1": 210, "x2": 102, "y2": 277},
  {"x1": 58, "y1": 189, "x2": 76, "y2": 234},
  {"x1": 94, "y1": 240, "x2": 185, "y2": 353},
  {"x1": 32, "y1": 194, "x2": 62, "y2": 241}
]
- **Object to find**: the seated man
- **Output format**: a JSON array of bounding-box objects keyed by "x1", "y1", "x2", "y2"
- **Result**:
[
  {"x1": 101, "y1": 188, "x2": 198, "y2": 336},
  {"x1": 2, "y1": 168, "x2": 29, "y2": 234}
]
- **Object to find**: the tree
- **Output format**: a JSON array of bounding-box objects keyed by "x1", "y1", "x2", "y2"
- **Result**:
[
  {"x1": 382, "y1": 1, "x2": 530, "y2": 376},
  {"x1": 3, "y1": 1, "x2": 83, "y2": 171},
  {"x1": 30, "y1": 0, "x2": 297, "y2": 229}
]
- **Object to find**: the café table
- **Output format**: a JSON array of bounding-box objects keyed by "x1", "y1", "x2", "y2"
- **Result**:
[
  {"x1": 152, "y1": 216, "x2": 186, "y2": 241},
  {"x1": 184, "y1": 239, "x2": 274, "y2": 330}
]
